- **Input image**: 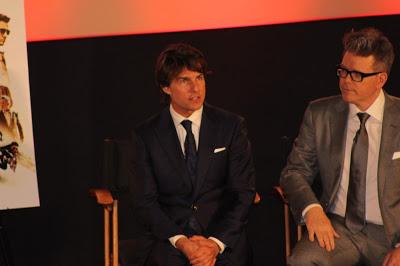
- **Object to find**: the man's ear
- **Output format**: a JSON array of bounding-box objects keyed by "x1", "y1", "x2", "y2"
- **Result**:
[
  {"x1": 162, "y1": 86, "x2": 171, "y2": 95},
  {"x1": 378, "y1": 72, "x2": 388, "y2": 88}
]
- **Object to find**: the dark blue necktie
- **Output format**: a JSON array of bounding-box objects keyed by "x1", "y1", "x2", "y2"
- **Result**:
[
  {"x1": 345, "y1": 112, "x2": 370, "y2": 233},
  {"x1": 181, "y1": 120, "x2": 202, "y2": 235},
  {"x1": 181, "y1": 120, "x2": 197, "y2": 180}
]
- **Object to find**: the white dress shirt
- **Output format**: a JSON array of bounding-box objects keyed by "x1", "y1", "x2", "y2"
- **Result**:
[
  {"x1": 169, "y1": 105, "x2": 202, "y2": 153},
  {"x1": 330, "y1": 89, "x2": 384, "y2": 225},
  {"x1": 168, "y1": 105, "x2": 226, "y2": 253}
]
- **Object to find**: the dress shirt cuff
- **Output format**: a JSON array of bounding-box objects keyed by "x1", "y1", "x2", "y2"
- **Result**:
[
  {"x1": 169, "y1": 235, "x2": 187, "y2": 248},
  {"x1": 302, "y1": 203, "x2": 323, "y2": 221},
  {"x1": 209, "y1": 237, "x2": 226, "y2": 254}
]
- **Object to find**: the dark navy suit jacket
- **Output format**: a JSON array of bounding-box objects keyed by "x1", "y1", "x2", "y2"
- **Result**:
[{"x1": 129, "y1": 103, "x2": 256, "y2": 252}]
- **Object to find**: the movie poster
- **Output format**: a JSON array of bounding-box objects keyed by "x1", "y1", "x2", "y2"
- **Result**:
[{"x1": 0, "y1": 1, "x2": 39, "y2": 209}]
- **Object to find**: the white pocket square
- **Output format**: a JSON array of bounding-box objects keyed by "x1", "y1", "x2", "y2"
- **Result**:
[
  {"x1": 393, "y1": 151, "x2": 400, "y2": 160},
  {"x1": 214, "y1": 147, "x2": 226, "y2": 153}
]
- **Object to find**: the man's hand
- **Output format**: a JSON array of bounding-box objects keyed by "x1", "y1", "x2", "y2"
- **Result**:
[
  {"x1": 383, "y1": 247, "x2": 400, "y2": 266},
  {"x1": 189, "y1": 235, "x2": 219, "y2": 266},
  {"x1": 175, "y1": 236, "x2": 218, "y2": 266},
  {"x1": 305, "y1": 206, "x2": 340, "y2": 252},
  {"x1": 175, "y1": 237, "x2": 200, "y2": 262}
]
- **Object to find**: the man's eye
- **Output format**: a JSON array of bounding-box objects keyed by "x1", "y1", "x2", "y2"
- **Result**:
[{"x1": 351, "y1": 72, "x2": 362, "y2": 79}]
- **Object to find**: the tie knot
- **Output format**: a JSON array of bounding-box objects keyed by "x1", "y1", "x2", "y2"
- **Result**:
[
  {"x1": 181, "y1": 120, "x2": 192, "y2": 132},
  {"x1": 357, "y1": 112, "x2": 370, "y2": 126}
]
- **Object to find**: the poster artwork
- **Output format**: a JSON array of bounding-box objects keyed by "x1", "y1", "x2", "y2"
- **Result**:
[{"x1": 0, "y1": 1, "x2": 39, "y2": 209}]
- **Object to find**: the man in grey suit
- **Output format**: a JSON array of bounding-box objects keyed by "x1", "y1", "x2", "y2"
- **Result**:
[{"x1": 280, "y1": 27, "x2": 400, "y2": 265}]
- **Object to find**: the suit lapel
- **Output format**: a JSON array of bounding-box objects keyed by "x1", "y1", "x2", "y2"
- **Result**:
[
  {"x1": 378, "y1": 93, "x2": 400, "y2": 200},
  {"x1": 193, "y1": 105, "x2": 217, "y2": 198},
  {"x1": 154, "y1": 107, "x2": 192, "y2": 188},
  {"x1": 329, "y1": 99, "x2": 348, "y2": 201}
]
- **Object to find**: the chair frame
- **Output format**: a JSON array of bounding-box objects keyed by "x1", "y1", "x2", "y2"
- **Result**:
[
  {"x1": 90, "y1": 188, "x2": 261, "y2": 266},
  {"x1": 90, "y1": 189, "x2": 119, "y2": 266},
  {"x1": 274, "y1": 186, "x2": 302, "y2": 263},
  {"x1": 91, "y1": 136, "x2": 261, "y2": 266}
]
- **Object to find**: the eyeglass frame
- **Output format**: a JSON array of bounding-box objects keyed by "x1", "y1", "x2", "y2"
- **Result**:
[
  {"x1": 0, "y1": 29, "x2": 10, "y2": 36},
  {"x1": 336, "y1": 65, "x2": 382, "y2": 82}
]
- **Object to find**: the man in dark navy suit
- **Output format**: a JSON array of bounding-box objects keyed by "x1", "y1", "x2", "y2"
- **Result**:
[{"x1": 129, "y1": 43, "x2": 256, "y2": 265}]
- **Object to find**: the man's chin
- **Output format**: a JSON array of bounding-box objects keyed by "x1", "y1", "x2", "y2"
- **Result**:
[
  {"x1": 341, "y1": 93, "x2": 354, "y2": 103},
  {"x1": 191, "y1": 105, "x2": 203, "y2": 112},
  {"x1": 190, "y1": 101, "x2": 204, "y2": 110}
]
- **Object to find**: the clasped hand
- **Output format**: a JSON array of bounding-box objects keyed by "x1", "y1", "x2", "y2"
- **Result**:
[{"x1": 176, "y1": 235, "x2": 220, "y2": 266}]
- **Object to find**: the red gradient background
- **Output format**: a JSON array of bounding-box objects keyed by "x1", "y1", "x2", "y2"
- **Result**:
[{"x1": 24, "y1": 0, "x2": 400, "y2": 41}]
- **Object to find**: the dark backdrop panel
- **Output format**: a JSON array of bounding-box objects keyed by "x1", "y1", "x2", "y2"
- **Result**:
[{"x1": 0, "y1": 14, "x2": 399, "y2": 266}]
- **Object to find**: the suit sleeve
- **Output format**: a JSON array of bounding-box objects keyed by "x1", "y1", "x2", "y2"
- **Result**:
[
  {"x1": 280, "y1": 104, "x2": 321, "y2": 223},
  {"x1": 207, "y1": 117, "x2": 256, "y2": 248},
  {"x1": 128, "y1": 130, "x2": 183, "y2": 240}
]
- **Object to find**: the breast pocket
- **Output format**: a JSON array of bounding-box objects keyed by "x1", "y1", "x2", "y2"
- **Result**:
[
  {"x1": 210, "y1": 148, "x2": 227, "y2": 159},
  {"x1": 208, "y1": 149, "x2": 228, "y2": 179}
]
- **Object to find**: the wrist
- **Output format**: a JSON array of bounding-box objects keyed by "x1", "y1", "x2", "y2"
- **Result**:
[
  {"x1": 208, "y1": 239, "x2": 220, "y2": 255},
  {"x1": 175, "y1": 236, "x2": 189, "y2": 251},
  {"x1": 208, "y1": 237, "x2": 225, "y2": 253}
]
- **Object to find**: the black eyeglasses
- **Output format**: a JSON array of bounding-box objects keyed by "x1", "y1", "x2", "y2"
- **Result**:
[
  {"x1": 336, "y1": 65, "x2": 381, "y2": 82},
  {"x1": 0, "y1": 29, "x2": 10, "y2": 35}
]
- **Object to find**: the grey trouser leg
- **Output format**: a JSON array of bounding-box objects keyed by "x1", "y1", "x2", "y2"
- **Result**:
[{"x1": 288, "y1": 214, "x2": 390, "y2": 266}]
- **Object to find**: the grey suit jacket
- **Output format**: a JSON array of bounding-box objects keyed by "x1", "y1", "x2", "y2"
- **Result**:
[{"x1": 280, "y1": 92, "x2": 400, "y2": 247}]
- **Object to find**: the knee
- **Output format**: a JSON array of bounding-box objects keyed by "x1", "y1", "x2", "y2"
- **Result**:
[{"x1": 287, "y1": 245, "x2": 331, "y2": 266}]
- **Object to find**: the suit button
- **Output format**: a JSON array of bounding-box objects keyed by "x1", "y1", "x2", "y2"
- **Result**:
[{"x1": 191, "y1": 204, "x2": 198, "y2": 211}]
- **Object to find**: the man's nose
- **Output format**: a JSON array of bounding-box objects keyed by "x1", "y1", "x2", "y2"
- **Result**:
[{"x1": 189, "y1": 80, "x2": 200, "y2": 91}]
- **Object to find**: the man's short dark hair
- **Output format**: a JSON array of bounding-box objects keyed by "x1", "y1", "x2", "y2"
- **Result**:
[
  {"x1": 155, "y1": 43, "x2": 209, "y2": 101},
  {"x1": 0, "y1": 14, "x2": 10, "y2": 23},
  {"x1": 342, "y1": 27, "x2": 395, "y2": 75}
]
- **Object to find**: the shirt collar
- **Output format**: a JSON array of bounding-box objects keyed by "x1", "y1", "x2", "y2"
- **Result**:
[
  {"x1": 349, "y1": 89, "x2": 385, "y2": 122},
  {"x1": 169, "y1": 105, "x2": 203, "y2": 128}
]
